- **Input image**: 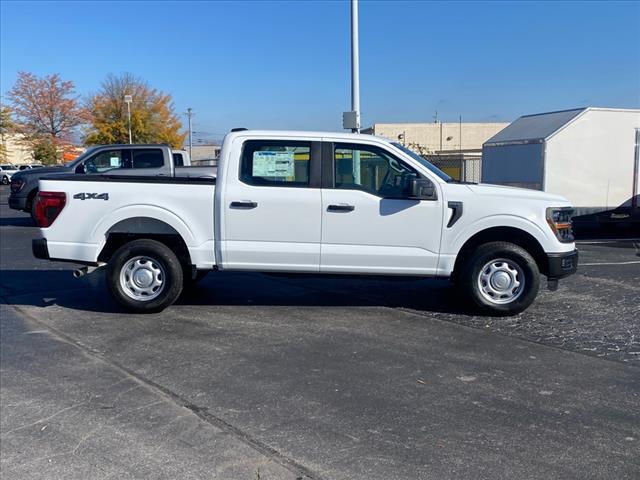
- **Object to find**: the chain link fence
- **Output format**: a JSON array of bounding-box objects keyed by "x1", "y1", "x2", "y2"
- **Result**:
[{"x1": 422, "y1": 153, "x2": 482, "y2": 183}]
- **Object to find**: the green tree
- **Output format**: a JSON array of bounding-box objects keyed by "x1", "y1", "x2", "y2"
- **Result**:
[
  {"x1": 31, "y1": 138, "x2": 59, "y2": 165},
  {"x1": 84, "y1": 73, "x2": 185, "y2": 148}
]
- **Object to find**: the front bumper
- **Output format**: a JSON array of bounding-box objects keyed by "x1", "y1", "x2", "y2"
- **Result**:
[{"x1": 546, "y1": 249, "x2": 578, "y2": 279}]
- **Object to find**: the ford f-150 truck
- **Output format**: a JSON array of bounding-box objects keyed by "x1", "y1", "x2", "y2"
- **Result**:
[
  {"x1": 9, "y1": 144, "x2": 212, "y2": 219},
  {"x1": 31, "y1": 130, "x2": 578, "y2": 315}
]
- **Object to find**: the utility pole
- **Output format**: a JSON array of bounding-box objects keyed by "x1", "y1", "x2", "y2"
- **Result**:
[
  {"x1": 343, "y1": 0, "x2": 360, "y2": 133},
  {"x1": 124, "y1": 95, "x2": 133, "y2": 144},
  {"x1": 459, "y1": 115, "x2": 464, "y2": 182},
  {"x1": 186, "y1": 108, "x2": 193, "y2": 160}
]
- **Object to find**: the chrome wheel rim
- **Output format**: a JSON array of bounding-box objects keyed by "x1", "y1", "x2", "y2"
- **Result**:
[
  {"x1": 120, "y1": 256, "x2": 165, "y2": 302},
  {"x1": 477, "y1": 258, "x2": 525, "y2": 305}
]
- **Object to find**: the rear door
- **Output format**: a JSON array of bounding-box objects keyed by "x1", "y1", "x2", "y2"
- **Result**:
[
  {"x1": 221, "y1": 138, "x2": 322, "y2": 271},
  {"x1": 320, "y1": 141, "x2": 444, "y2": 275}
]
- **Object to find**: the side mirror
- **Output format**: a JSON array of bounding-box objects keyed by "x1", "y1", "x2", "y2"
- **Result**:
[
  {"x1": 409, "y1": 178, "x2": 437, "y2": 200},
  {"x1": 75, "y1": 163, "x2": 86, "y2": 174}
]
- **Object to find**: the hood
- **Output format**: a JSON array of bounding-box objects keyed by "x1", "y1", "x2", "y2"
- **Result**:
[
  {"x1": 12, "y1": 166, "x2": 73, "y2": 181},
  {"x1": 466, "y1": 183, "x2": 570, "y2": 204}
]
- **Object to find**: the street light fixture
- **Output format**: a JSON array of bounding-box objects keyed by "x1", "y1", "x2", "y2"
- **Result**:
[{"x1": 124, "y1": 95, "x2": 133, "y2": 144}]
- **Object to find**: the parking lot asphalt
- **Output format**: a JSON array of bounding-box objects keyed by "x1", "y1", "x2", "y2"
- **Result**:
[{"x1": 1, "y1": 185, "x2": 638, "y2": 479}]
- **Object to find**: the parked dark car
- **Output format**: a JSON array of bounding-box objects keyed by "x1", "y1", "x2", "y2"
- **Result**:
[{"x1": 572, "y1": 196, "x2": 640, "y2": 238}]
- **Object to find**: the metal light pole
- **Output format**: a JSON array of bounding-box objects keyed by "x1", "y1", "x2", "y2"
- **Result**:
[
  {"x1": 186, "y1": 108, "x2": 193, "y2": 160},
  {"x1": 343, "y1": 0, "x2": 361, "y2": 133},
  {"x1": 351, "y1": 0, "x2": 360, "y2": 133},
  {"x1": 124, "y1": 95, "x2": 133, "y2": 144}
]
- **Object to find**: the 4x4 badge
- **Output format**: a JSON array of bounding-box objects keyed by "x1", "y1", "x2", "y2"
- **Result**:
[{"x1": 73, "y1": 193, "x2": 109, "y2": 201}]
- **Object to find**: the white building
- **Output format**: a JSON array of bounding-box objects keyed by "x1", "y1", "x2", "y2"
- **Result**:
[{"x1": 482, "y1": 107, "x2": 640, "y2": 213}]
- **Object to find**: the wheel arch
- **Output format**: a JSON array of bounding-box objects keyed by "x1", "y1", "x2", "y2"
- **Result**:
[
  {"x1": 452, "y1": 226, "x2": 549, "y2": 279},
  {"x1": 97, "y1": 217, "x2": 192, "y2": 268}
]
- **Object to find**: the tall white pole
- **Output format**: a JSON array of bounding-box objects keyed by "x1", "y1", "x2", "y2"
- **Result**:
[
  {"x1": 127, "y1": 102, "x2": 132, "y2": 144},
  {"x1": 186, "y1": 108, "x2": 193, "y2": 160},
  {"x1": 351, "y1": 0, "x2": 360, "y2": 134}
]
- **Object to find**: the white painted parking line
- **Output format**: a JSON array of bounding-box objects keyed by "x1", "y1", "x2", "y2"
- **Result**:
[
  {"x1": 577, "y1": 240, "x2": 639, "y2": 245},
  {"x1": 580, "y1": 261, "x2": 640, "y2": 266}
]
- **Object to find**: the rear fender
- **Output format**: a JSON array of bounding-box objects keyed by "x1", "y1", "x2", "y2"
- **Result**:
[{"x1": 92, "y1": 205, "x2": 196, "y2": 254}]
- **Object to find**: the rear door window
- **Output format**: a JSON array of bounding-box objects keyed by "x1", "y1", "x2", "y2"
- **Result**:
[
  {"x1": 240, "y1": 140, "x2": 311, "y2": 187},
  {"x1": 132, "y1": 149, "x2": 164, "y2": 169}
]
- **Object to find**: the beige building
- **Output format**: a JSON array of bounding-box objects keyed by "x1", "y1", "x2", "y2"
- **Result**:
[
  {"x1": 363, "y1": 122, "x2": 509, "y2": 154},
  {"x1": 1, "y1": 134, "x2": 32, "y2": 164},
  {"x1": 186, "y1": 144, "x2": 221, "y2": 165}
]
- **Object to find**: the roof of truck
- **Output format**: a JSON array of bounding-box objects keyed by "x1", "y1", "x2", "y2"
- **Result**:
[{"x1": 226, "y1": 130, "x2": 390, "y2": 142}]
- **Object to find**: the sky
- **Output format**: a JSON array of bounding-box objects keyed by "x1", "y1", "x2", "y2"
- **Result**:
[{"x1": 1, "y1": 0, "x2": 639, "y2": 143}]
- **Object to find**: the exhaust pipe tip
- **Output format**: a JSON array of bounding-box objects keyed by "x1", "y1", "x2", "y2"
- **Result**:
[{"x1": 73, "y1": 267, "x2": 89, "y2": 278}]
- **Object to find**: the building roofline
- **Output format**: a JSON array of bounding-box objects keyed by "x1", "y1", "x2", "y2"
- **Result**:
[{"x1": 518, "y1": 107, "x2": 587, "y2": 119}]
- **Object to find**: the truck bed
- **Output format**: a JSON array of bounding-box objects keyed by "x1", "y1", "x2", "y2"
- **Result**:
[{"x1": 38, "y1": 175, "x2": 217, "y2": 269}]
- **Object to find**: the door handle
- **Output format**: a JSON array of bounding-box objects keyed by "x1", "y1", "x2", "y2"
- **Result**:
[
  {"x1": 327, "y1": 204, "x2": 355, "y2": 212},
  {"x1": 230, "y1": 200, "x2": 258, "y2": 209}
]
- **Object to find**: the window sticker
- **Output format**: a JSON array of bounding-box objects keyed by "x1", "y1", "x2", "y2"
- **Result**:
[
  {"x1": 110, "y1": 156, "x2": 120, "y2": 167},
  {"x1": 252, "y1": 151, "x2": 295, "y2": 178}
]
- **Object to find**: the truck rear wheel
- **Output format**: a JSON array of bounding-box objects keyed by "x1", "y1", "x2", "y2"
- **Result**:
[
  {"x1": 458, "y1": 241, "x2": 540, "y2": 316},
  {"x1": 107, "y1": 239, "x2": 183, "y2": 313}
]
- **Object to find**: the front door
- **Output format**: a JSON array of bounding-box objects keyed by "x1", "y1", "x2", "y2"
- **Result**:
[
  {"x1": 321, "y1": 142, "x2": 443, "y2": 275},
  {"x1": 222, "y1": 139, "x2": 322, "y2": 272}
]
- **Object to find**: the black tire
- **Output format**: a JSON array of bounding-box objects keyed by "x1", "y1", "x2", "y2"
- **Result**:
[
  {"x1": 106, "y1": 239, "x2": 183, "y2": 313},
  {"x1": 1, "y1": 176, "x2": 8, "y2": 185},
  {"x1": 458, "y1": 241, "x2": 540, "y2": 316}
]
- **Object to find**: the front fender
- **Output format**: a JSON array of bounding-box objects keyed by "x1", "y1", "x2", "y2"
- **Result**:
[{"x1": 446, "y1": 214, "x2": 557, "y2": 255}]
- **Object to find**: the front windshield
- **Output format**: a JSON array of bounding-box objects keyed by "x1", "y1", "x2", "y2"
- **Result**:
[
  {"x1": 64, "y1": 147, "x2": 98, "y2": 167},
  {"x1": 391, "y1": 142, "x2": 452, "y2": 182}
]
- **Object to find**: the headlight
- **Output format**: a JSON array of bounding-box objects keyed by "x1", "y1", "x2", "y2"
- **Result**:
[
  {"x1": 546, "y1": 207, "x2": 574, "y2": 243},
  {"x1": 10, "y1": 178, "x2": 25, "y2": 194}
]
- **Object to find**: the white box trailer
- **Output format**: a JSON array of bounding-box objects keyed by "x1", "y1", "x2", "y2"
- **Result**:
[{"x1": 482, "y1": 107, "x2": 640, "y2": 216}]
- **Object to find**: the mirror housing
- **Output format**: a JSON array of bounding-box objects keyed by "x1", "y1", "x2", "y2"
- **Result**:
[
  {"x1": 75, "y1": 163, "x2": 86, "y2": 174},
  {"x1": 409, "y1": 178, "x2": 437, "y2": 200}
]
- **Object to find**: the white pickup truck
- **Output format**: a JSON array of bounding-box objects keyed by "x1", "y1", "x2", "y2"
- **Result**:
[{"x1": 32, "y1": 129, "x2": 578, "y2": 315}]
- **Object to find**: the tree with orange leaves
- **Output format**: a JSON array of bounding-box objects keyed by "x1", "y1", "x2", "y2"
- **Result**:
[
  {"x1": 7, "y1": 71, "x2": 85, "y2": 163},
  {"x1": 84, "y1": 73, "x2": 185, "y2": 148}
]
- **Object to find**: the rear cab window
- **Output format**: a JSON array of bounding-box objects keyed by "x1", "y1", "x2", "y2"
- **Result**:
[
  {"x1": 173, "y1": 153, "x2": 184, "y2": 167},
  {"x1": 240, "y1": 140, "x2": 310, "y2": 187}
]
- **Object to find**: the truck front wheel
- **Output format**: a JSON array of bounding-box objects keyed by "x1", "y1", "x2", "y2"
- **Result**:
[
  {"x1": 107, "y1": 239, "x2": 183, "y2": 313},
  {"x1": 458, "y1": 241, "x2": 540, "y2": 316}
]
